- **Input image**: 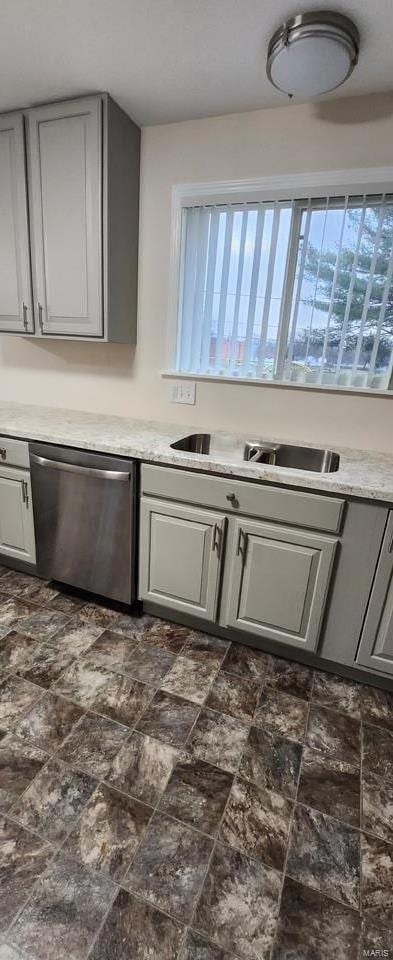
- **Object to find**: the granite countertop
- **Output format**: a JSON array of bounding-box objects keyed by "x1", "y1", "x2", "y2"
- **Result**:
[{"x1": 0, "y1": 400, "x2": 392, "y2": 502}]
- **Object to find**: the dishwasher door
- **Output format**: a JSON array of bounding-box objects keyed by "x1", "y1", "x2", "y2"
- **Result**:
[{"x1": 30, "y1": 443, "x2": 137, "y2": 604}]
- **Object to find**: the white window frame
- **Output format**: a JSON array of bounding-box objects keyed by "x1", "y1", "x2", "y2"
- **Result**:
[{"x1": 164, "y1": 166, "x2": 393, "y2": 396}]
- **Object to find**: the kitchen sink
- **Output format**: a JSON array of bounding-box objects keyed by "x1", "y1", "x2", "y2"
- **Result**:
[{"x1": 170, "y1": 433, "x2": 340, "y2": 473}]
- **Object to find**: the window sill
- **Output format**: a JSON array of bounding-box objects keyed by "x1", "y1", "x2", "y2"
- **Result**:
[{"x1": 162, "y1": 371, "x2": 393, "y2": 399}]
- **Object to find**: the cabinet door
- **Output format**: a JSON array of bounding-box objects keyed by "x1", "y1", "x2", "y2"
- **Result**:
[
  {"x1": 0, "y1": 113, "x2": 33, "y2": 334},
  {"x1": 27, "y1": 97, "x2": 102, "y2": 338},
  {"x1": 222, "y1": 518, "x2": 337, "y2": 651},
  {"x1": 139, "y1": 497, "x2": 225, "y2": 620},
  {"x1": 356, "y1": 512, "x2": 393, "y2": 676},
  {"x1": 0, "y1": 471, "x2": 36, "y2": 564}
]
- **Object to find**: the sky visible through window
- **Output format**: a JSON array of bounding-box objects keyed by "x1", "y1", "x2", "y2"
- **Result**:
[{"x1": 178, "y1": 195, "x2": 393, "y2": 389}]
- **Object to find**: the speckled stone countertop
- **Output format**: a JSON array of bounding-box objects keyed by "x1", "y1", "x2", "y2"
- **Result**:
[{"x1": 0, "y1": 400, "x2": 392, "y2": 502}]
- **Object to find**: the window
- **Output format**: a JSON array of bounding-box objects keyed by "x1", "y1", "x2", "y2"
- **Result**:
[{"x1": 175, "y1": 191, "x2": 393, "y2": 390}]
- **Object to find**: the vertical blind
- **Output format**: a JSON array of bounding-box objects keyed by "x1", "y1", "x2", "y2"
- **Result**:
[{"x1": 176, "y1": 193, "x2": 393, "y2": 390}]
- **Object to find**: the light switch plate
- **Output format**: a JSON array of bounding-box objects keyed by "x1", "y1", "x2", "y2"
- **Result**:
[{"x1": 169, "y1": 380, "x2": 196, "y2": 405}]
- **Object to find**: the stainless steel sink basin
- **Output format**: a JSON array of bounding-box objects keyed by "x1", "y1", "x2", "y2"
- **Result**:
[{"x1": 170, "y1": 433, "x2": 340, "y2": 473}]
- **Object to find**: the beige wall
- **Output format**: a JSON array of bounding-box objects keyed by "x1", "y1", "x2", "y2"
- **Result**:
[{"x1": 1, "y1": 92, "x2": 393, "y2": 452}]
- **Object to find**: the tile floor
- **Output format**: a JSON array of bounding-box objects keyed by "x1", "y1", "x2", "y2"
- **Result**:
[{"x1": 0, "y1": 566, "x2": 392, "y2": 959}]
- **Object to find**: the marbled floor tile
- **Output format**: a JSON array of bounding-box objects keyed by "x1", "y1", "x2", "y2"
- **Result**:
[
  {"x1": 0, "y1": 816, "x2": 53, "y2": 931},
  {"x1": 86, "y1": 629, "x2": 139, "y2": 672},
  {"x1": 110, "y1": 611, "x2": 161, "y2": 641},
  {"x1": 286, "y1": 804, "x2": 360, "y2": 908},
  {"x1": 361, "y1": 918, "x2": 393, "y2": 958},
  {"x1": 89, "y1": 888, "x2": 184, "y2": 960},
  {"x1": 63, "y1": 782, "x2": 152, "y2": 881},
  {"x1": 0, "y1": 733, "x2": 47, "y2": 812},
  {"x1": 16, "y1": 691, "x2": 84, "y2": 752},
  {"x1": 254, "y1": 688, "x2": 308, "y2": 742},
  {"x1": 0, "y1": 632, "x2": 38, "y2": 672},
  {"x1": 183, "y1": 931, "x2": 235, "y2": 960},
  {"x1": 159, "y1": 756, "x2": 233, "y2": 835},
  {"x1": 49, "y1": 614, "x2": 104, "y2": 656},
  {"x1": 107, "y1": 730, "x2": 179, "y2": 805},
  {"x1": 239, "y1": 726, "x2": 302, "y2": 799},
  {"x1": 10, "y1": 756, "x2": 97, "y2": 843},
  {"x1": 271, "y1": 876, "x2": 361, "y2": 960},
  {"x1": 305, "y1": 704, "x2": 360, "y2": 766},
  {"x1": 206, "y1": 671, "x2": 261, "y2": 721},
  {"x1": 79, "y1": 600, "x2": 121, "y2": 630},
  {"x1": 362, "y1": 771, "x2": 393, "y2": 844},
  {"x1": 124, "y1": 641, "x2": 175, "y2": 684},
  {"x1": 220, "y1": 776, "x2": 293, "y2": 870},
  {"x1": 0, "y1": 571, "x2": 42, "y2": 598},
  {"x1": 266, "y1": 657, "x2": 313, "y2": 702},
  {"x1": 161, "y1": 656, "x2": 218, "y2": 705},
  {"x1": 17, "y1": 640, "x2": 76, "y2": 689},
  {"x1": 220, "y1": 644, "x2": 270, "y2": 682},
  {"x1": 194, "y1": 841, "x2": 281, "y2": 960},
  {"x1": 297, "y1": 747, "x2": 360, "y2": 826},
  {"x1": 312, "y1": 670, "x2": 362, "y2": 718},
  {"x1": 53, "y1": 657, "x2": 111, "y2": 707},
  {"x1": 0, "y1": 942, "x2": 27, "y2": 959},
  {"x1": 361, "y1": 685, "x2": 393, "y2": 732},
  {"x1": 181, "y1": 632, "x2": 229, "y2": 667},
  {"x1": 0, "y1": 597, "x2": 37, "y2": 639},
  {"x1": 142, "y1": 620, "x2": 191, "y2": 654},
  {"x1": 361, "y1": 832, "x2": 393, "y2": 927},
  {"x1": 187, "y1": 707, "x2": 249, "y2": 773},
  {"x1": 46, "y1": 591, "x2": 84, "y2": 615},
  {"x1": 362, "y1": 723, "x2": 393, "y2": 782},
  {"x1": 9, "y1": 855, "x2": 116, "y2": 960},
  {"x1": 92, "y1": 673, "x2": 155, "y2": 727},
  {"x1": 0, "y1": 676, "x2": 42, "y2": 731},
  {"x1": 57, "y1": 712, "x2": 129, "y2": 778},
  {"x1": 125, "y1": 811, "x2": 213, "y2": 922},
  {"x1": 136, "y1": 690, "x2": 200, "y2": 748},
  {"x1": 17, "y1": 608, "x2": 71, "y2": 642},
  {"x1": 8, "y1": 578, "x2": 59, "y2": 607}
]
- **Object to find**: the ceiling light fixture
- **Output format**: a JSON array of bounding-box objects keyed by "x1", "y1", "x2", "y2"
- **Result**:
[{"x1": 266, "y1": 10, "x2": 359, "y2": 98}]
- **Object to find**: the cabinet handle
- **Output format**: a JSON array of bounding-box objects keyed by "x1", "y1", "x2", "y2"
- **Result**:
[
  {"x1": 212, "y1": 522, "x2": 225, "y2": 556},
  {"x1": 388, "y1": 530, "x2": 393, "y2": 554},
  {"x1": 22, "y1": 303, "x2": 28, "y2": 330},
  {"x1": 226, "y1": 493, "x2": 239, "y2": 509},
  {"x1": 37, "y1": 302, "x2": 44, "y2": 333},
  {"x1": 0, "y1": 448, "x2": 6, "y2": 460},
  {"x1": 21, "y1": 480, "x2": 29, "y2": 508},
  {"x1": 236, "y1": 527, "x2": 248, "y2": 563}
]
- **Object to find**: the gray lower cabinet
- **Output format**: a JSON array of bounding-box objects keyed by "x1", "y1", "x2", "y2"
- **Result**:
[
  {"x1": 139, "y1": 497, "x2": 225, "y2": 620},
  {"x1": 0, "y1": 113, "x2": 33, "y2": 334},
  {"x1": 0, "y1": 467, "x2": 35, "y2": 564},
  {"x1": 356, "y1": 511, "x2": 393, "y2": 676},
  {"x1": 221, "y1": 517, "x2": 337, "y2": 650}
]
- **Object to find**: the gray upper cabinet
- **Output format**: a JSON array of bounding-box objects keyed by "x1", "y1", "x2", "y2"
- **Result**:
[
  {"x1": 356, "y1": 511, "x2": 393, "y2": 676},
  {"x1": 0, "y1": 113, "x2": 33, "y2": 334},
  {"x1": 0, "y1": 94, "x2": 140, "y2": 342},
  {"x1": 27, "y1": 97, "x2": 103, "y2": 338},
  {"x1": 221, "y1": 517, "x2": 337, "y2": 651}
]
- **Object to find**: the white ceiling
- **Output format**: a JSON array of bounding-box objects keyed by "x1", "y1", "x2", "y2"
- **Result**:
[{"x1": 1, "y1": 0, "x2": 392, "y2": 126}]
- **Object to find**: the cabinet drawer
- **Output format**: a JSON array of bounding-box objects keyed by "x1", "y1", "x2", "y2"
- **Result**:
[
  {"x1": 0, "y1": 437, "x2": 30, "y2": 469},
  {"x1": 141, "y1": 464, "x2": 344, "y2": 534}
]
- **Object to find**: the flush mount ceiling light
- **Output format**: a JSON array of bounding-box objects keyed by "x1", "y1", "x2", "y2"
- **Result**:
[{"x1": 266, "y1": 10, "x2": 359, "y2": 97}]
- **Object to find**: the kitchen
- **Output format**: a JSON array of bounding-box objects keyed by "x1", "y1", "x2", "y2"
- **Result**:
[{"x1": 0, "y1": 4, "x2": 392, "y2": 959}]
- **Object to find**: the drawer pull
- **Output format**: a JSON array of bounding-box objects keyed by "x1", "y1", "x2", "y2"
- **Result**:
[
  {"x1": 0, "y1": 448, "x2": 6, "y2": 460},
  {"x1": 226, "y1": 493, "x2": 239, "y2": 509}
]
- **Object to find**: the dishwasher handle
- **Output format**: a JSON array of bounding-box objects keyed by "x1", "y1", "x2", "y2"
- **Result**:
[{"x1": 30, "y1": 453, "x2": 131, "y2": 482}]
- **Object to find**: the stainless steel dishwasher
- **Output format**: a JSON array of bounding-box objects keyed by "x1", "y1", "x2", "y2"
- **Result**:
[{"x1": 29, "y1": 443, "x2": 137, "y2": 604}]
